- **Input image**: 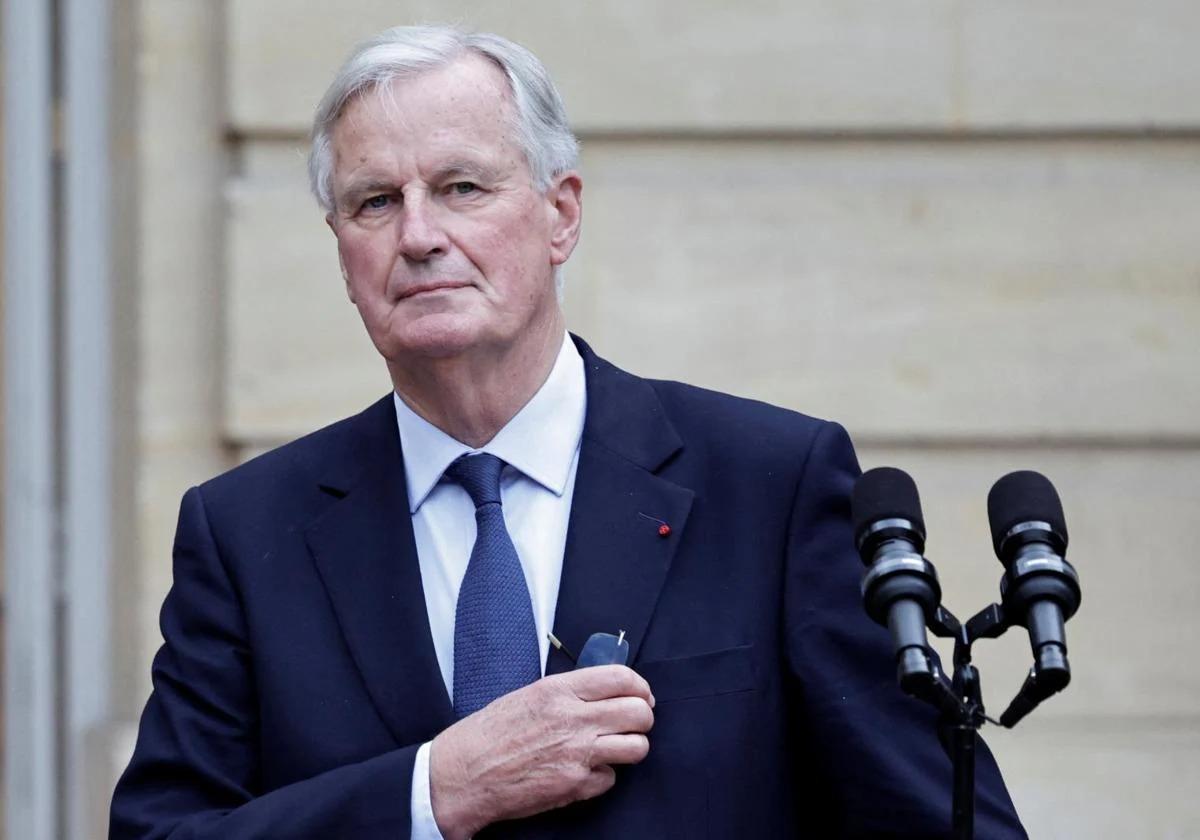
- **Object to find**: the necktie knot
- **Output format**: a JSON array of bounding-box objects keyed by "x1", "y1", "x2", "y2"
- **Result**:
[{"x1": 445, "y1": 453, "x2": 505, "y2": 509}]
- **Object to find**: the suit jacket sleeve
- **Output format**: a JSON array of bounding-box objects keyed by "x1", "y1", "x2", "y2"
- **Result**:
[
  {"x1": 110, "y1": 487, "x2": 419, "y2": 840},
  {"x1": 783, "y1": 421, "x2": 1027, "y2": 838}
]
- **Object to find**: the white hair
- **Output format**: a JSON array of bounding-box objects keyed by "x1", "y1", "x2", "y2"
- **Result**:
[{"x1": 308, "y1": 24, "x2": 580, "y2": 213}]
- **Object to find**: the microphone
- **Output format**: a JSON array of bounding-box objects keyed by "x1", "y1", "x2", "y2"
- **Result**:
[
  {"x1": 987, "y1": 471, "x2": 1081, "y2": 727},
  {"x1": 851, "y1": 467, "x2": 943, "y2": 695}
]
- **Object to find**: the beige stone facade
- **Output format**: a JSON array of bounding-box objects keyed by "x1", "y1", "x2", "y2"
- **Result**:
[{"x1": 15, "y1": 1, "x2": 1200, "y2": 836}]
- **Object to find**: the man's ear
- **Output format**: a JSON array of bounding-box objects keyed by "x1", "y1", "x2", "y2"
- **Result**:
[
  {"x1": 547, "y1": 171, "x2": 583, "y2": 267},
  {"x1": 327, "y1": 213, "x2": 356, "y2": 303}
]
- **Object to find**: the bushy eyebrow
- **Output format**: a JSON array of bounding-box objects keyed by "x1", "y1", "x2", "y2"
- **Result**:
[
  {"x1": 342, "y1": 177, "x2": 393, "y2": 197},
  {"x1": 432, "y1": 159, "x2": 500, "y2": 183}
]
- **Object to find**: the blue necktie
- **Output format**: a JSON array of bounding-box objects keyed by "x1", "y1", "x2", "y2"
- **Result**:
[{"x1": 446, "y1": 453, "x2": 541, "y2": 718}]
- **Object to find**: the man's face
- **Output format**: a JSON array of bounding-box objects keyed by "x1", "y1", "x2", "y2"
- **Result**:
[{"x1": 326, "y1": 53, "x2": 580, "y2": 364}]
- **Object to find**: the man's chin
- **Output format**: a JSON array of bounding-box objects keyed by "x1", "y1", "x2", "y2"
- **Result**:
[{"x1": 378, "y1": 314, "x2": 490, "y2": 361}]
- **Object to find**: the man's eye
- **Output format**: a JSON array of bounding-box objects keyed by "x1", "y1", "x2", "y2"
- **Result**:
[
  {"x1": 363, "y1": 195, "x2": 391, "y2": 210},
  {"x1": 449, "y1": 182, "x2": 478, "y2": 195}
]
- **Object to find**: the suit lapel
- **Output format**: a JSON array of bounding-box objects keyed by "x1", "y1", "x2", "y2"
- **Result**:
[
  {"x1": 512, "y1": 340, "x2": 693, "y2": 840},
  {"x1": 547, "y1": 338, "x2": 694, "y2": 677},
  {"x1": 304, "y1": 397, "x2": 454, "y2": 746}
]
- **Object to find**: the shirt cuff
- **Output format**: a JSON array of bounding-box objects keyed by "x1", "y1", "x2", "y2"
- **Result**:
[{"x1": 410, "y1": 741, "x2": 448, "y2": 840}]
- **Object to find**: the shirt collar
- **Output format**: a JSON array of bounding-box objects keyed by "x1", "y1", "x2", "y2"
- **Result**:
[{"x1": 393, "y1": 333, "x2": 586, "y2": 513}]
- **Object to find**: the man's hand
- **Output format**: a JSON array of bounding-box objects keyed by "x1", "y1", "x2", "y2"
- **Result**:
[{"x1": 428, "y1": 665, "x2": 655, "y2": 840}]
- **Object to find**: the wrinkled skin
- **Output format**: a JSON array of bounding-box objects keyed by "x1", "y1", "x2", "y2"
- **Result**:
[{"x1": 429, "y1": 666, "x2": 655, "y2": 840}]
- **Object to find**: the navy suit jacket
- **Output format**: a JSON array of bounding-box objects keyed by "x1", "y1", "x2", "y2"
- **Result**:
[{"x1": 111, "y1": 337, "x2": 1026, "y2": 839}]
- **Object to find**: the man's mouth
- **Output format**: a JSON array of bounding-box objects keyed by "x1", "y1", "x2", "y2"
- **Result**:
[{"x1": 399, "y1": 282, "x2": 471, "y2": 299}]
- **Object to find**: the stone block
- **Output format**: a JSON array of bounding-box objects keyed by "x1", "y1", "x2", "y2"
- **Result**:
[
  {"x1": 224, "y1": 138, "x2": 1200, "y2": 441},
  {"x1": 857, "y1": 445, "x2": 1200, "y2": 720},
  {"x1": 227, "y1": 0, "x2": 1200, "y2": 133},
  {"x1": 987, "y1": 718, "x2": 1200, "y2": 839}
]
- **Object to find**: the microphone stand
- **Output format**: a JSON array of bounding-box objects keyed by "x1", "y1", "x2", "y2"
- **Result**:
[{"x1": 901, "y1": 603, "x2": 1016, "y2": 840}]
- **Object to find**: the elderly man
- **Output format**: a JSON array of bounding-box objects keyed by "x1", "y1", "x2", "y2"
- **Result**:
[{"x1": 111, "y1": 24, "x2": 1025, "y2": 840}]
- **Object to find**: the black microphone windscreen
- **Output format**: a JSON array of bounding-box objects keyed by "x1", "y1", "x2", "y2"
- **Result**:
[
  {"x1": 987, "y1": 470, "x2": 1068, "y2": 555},
  {"x1": 851, "y1": 467, "x2": 925, "y2": 541}
]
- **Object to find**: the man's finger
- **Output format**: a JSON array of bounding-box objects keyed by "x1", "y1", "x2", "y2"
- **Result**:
[
  {"x1": 575, "y1": 765, "x2": 618, "y2": 802},
  {"x1": 591, "y1": 733, "x2": 651, "y2": 767},
  {"x1": 565, "y1": 665, "x2": 653, "y2": 703},
  {"x1": 580, "y1": 695, "x2": 654, "y2": 734}
]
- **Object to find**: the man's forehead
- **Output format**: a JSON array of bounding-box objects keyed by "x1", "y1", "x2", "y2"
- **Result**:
[{"x1": 334, "y1": 52, "x2": 516, "y2": 139}]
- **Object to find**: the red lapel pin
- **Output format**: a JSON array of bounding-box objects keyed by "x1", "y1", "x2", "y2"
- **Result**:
[{"x1": 638, "y1": 512, "x2": 672, "y2": 538}]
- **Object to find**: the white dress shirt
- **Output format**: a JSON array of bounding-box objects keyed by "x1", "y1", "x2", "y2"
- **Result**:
[{"x1": 400, "y1": 334, "x2": 587, "y2": 840}]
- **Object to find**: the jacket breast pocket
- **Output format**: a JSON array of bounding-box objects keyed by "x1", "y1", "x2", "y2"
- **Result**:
[
  {"x1": 588, "y1": 645, "x2": 758, "y2": 839},
  {"x1": 634, "y1": 644, "x2": 756, "y2": 703}
]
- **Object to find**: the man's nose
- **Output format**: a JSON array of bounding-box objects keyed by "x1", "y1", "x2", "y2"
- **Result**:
[{"x1": 397, "y1": 194, "x2": 449, "y2": 261}]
